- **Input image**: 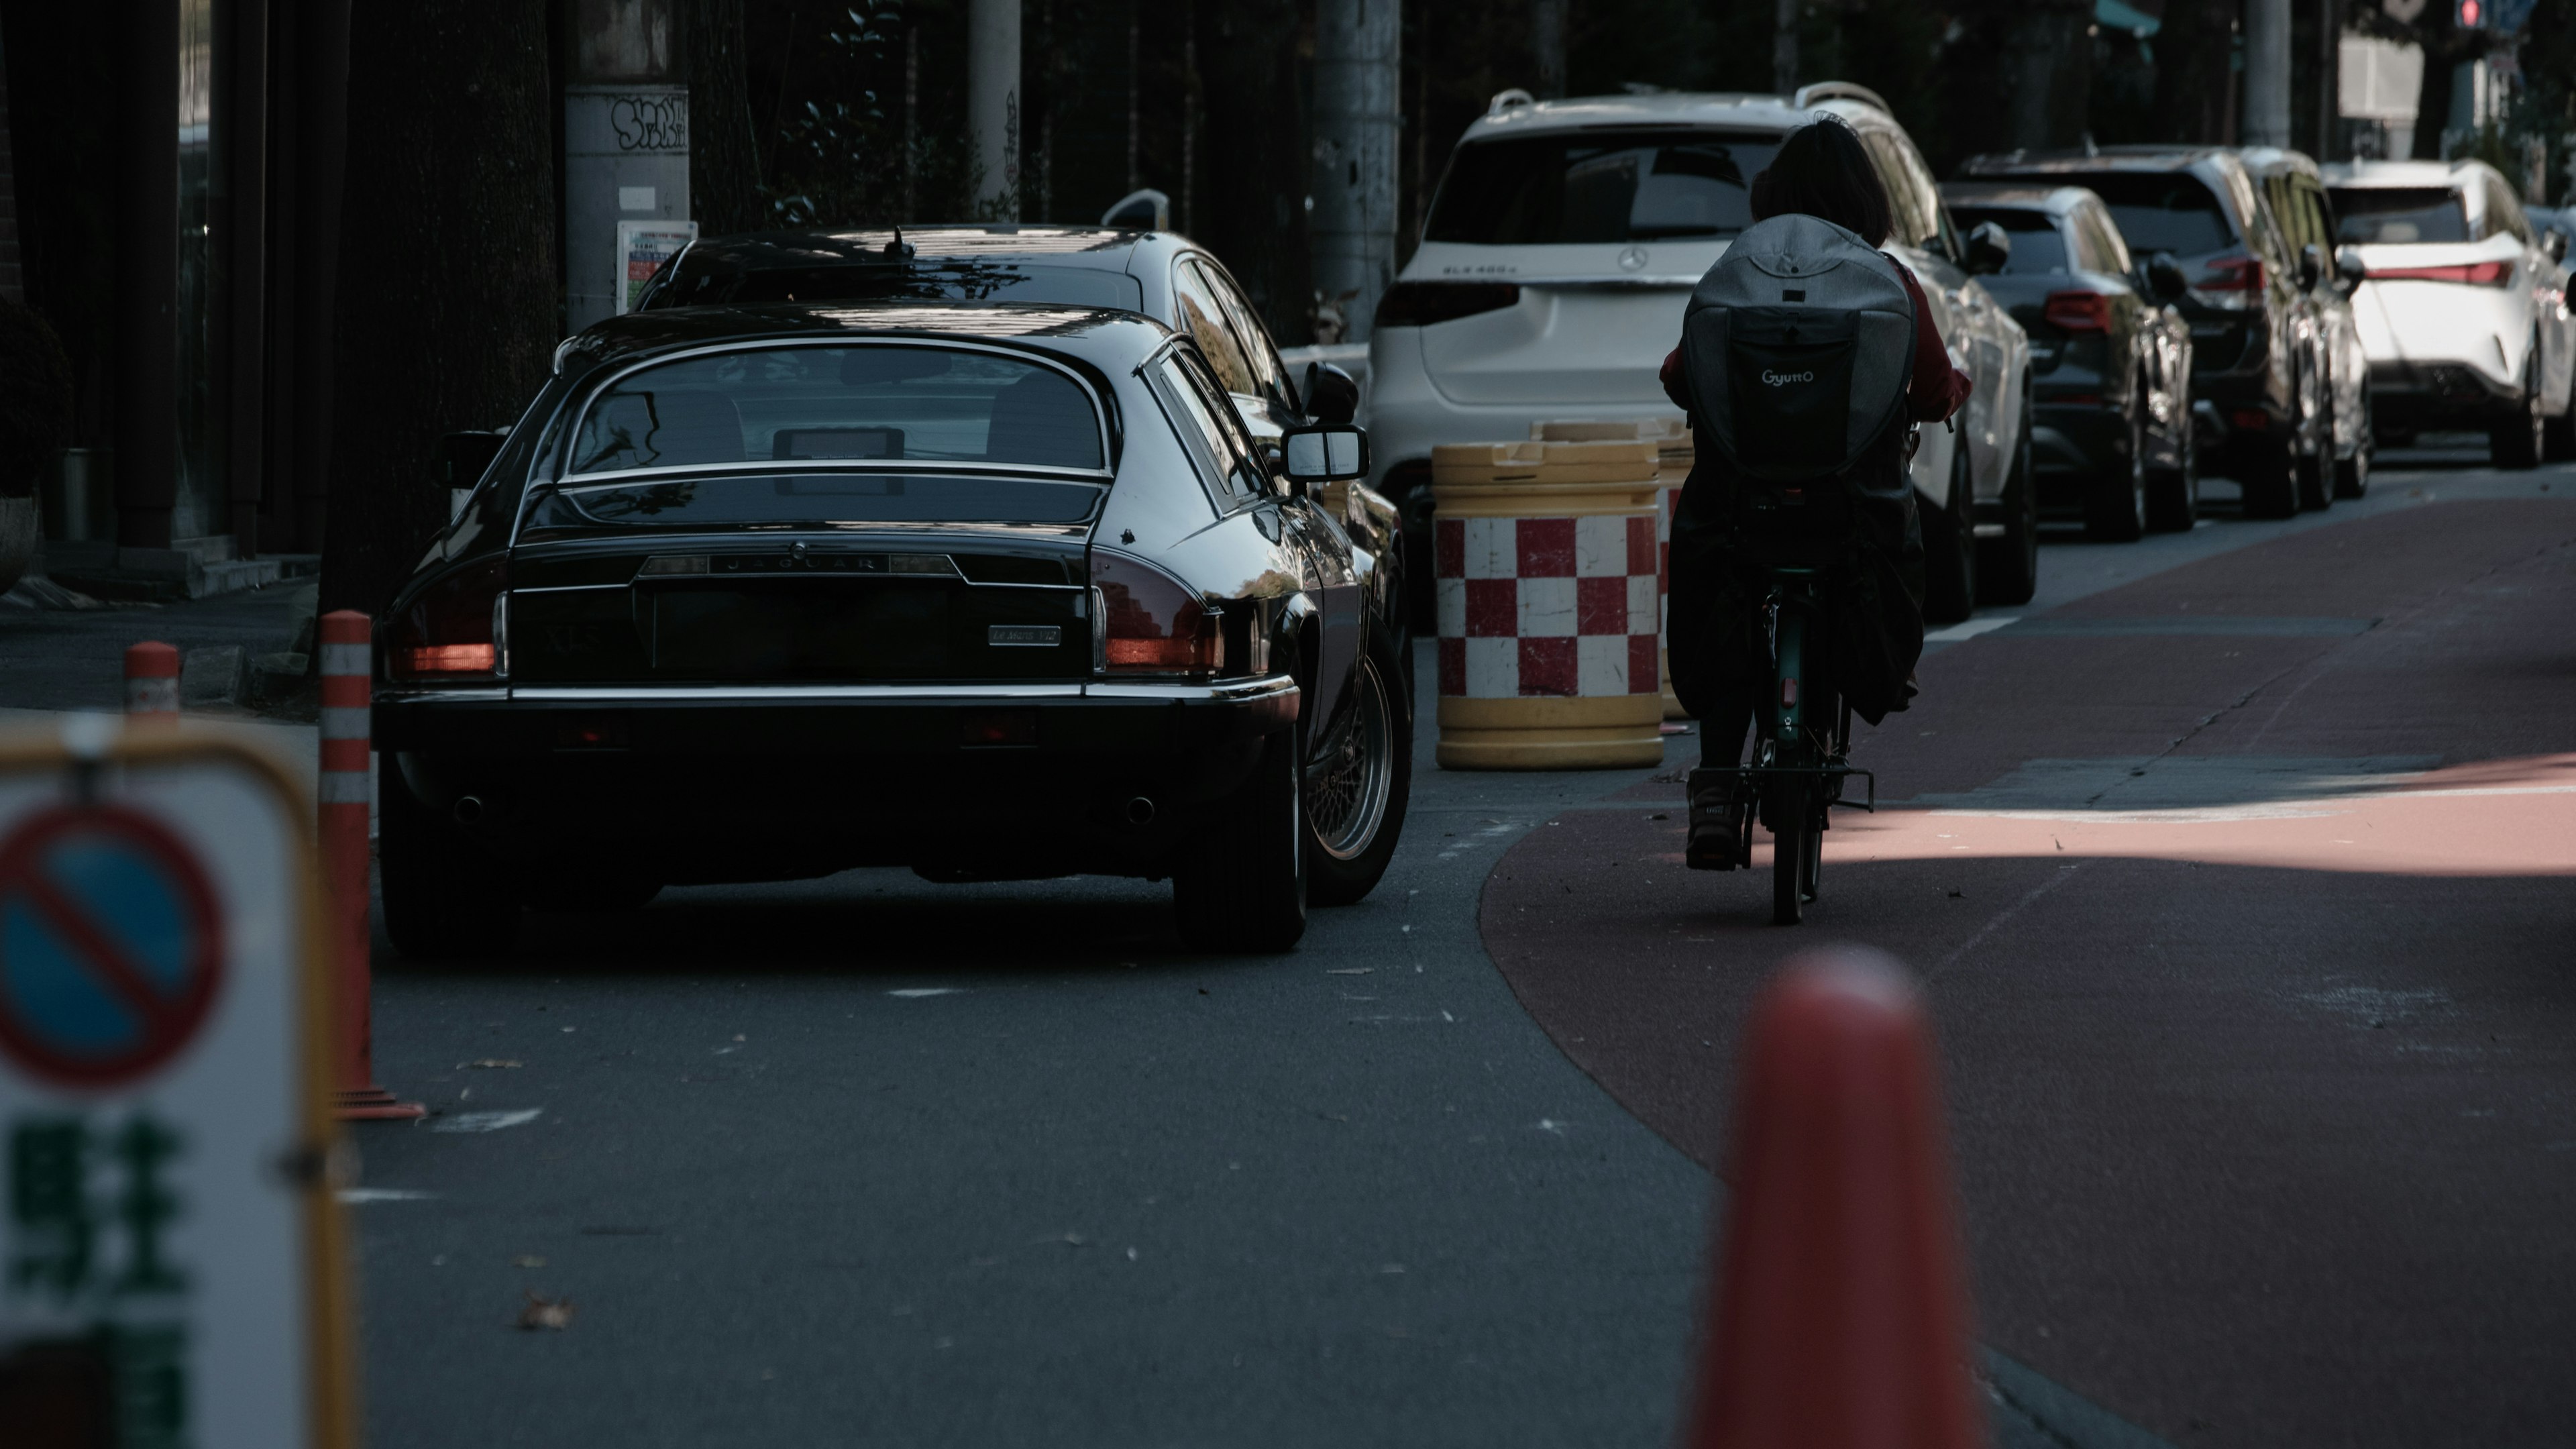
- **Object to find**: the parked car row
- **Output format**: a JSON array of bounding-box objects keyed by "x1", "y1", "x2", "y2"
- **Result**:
[{"x1": 373, "y1": 85, "x2": 2576, "y2": 959}]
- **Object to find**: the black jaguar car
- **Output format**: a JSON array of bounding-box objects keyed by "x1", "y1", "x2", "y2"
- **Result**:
[{"x1": 376, "y1": 302, "x2": 1410, "y2": 956}]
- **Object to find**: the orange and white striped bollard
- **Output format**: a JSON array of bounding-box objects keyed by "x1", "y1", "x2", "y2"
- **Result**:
[
  {"x1": 123, "y1": 641, "x2": 180, "y2": 724},
  {"x1": 321, "y1": 609, "x2": 422, "y2": 1120}
]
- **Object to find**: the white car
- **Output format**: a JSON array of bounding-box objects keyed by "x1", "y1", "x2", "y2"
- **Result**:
[
  {"x1": 2322, "y1": 158, "x2": 2576, "y2": 466},
  {"x1": 1367, "y1": 83, "x2": 2031, "y2": 622}
]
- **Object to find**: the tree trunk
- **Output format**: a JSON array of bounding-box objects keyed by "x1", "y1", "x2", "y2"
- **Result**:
[
  {"x1": 686, "y1": 0, "x2": 763, "y2": 235},
  {"x1": 319, "y1": 1, "x2": 554, "y2": 616}
]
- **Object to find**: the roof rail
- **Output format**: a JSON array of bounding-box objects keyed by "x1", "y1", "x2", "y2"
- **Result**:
[
  {"x1": 1488, "y1": 88, "x2": 1536, "y2": 117},
  {"x1": 1791, "y1": 81, "x2": 1893, "y2": 114}
]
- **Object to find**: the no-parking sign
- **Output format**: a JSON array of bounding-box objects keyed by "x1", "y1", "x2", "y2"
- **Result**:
[{"x1": 0, "y1": 722, "x2": 354, "y2": 1448}]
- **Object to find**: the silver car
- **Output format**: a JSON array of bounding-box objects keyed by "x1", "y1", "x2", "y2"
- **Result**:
[{"x1": 2322, "y1": 159, "x2": 2576, "y2": 466}]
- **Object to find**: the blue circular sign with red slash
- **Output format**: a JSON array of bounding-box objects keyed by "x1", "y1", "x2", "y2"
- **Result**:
[{"x1": 0, "y1": 803, "x2": 225, "y2": 1087}]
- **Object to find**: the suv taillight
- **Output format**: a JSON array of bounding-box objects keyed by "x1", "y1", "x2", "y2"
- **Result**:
[
  {"x1": 2192, "y1": 254, "x2": 2265, "y2": 309},
  {"x1": 1375, "y1": 281, "x2": 1521, "y2": 329},
  {"x1": 2042, "y1": 290, "x2": 2112, "y2": 333},
  {"x1": 2367, "y1": 260, "x2": 2511, "y2": 286},
  {"x1": 387, "y1": 558, "x2": 508, "y2": 679},
  {"x1": 1091, "y1": 552, "x2": 1222, "y2": 676}
]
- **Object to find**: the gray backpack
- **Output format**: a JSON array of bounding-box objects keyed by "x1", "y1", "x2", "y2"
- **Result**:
[{"x1": 1678, "y1": 213, "x2": 1917, "y2": 528}]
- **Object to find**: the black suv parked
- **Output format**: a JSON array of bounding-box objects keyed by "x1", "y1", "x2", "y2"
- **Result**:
[{"x1": 1958, "y1": 148, "x2": 2314, "y2": 517}]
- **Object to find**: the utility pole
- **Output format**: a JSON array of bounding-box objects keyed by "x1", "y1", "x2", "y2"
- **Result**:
[
  {"x1": 1773, "y1": 0, "x2": 1797, "y2": 95},
  {"x1": 1532, "y1": 0, "x2": 1566, "y2": 99},
  {"x1": 1313, "y1": 0, "x2": 1400, "y2": 343},
  {"x1": 2245, "y1": 0, "x2": 2292, "y2": 146},
  {"x1": 970, "y1": 0, "x2": 1021, "y2": 221}
]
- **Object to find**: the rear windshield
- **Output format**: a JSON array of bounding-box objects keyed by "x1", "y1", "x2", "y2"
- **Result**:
[
  {"x1": 568, "y1": 344, "x2": 1106, "y2": 476},
  {"x1": 1947, "y1": 209, "x2": 2070, "y2": 274},
  {"x1": 527, "y1": 472, "x2": 1105, "y2": 530},
  {"x1": 2327, "y1": 188, "x2": 2470, "y2": 245},
  {"x1": 2050, "y1": 173, "x2": 2237, "y2": 256},
  {"x1": 647, "y1": 260, "x2": 1144, "y2": 312},
  {"x1": 1426, "y1": 131, "x2": 1784, "y2": 245}
]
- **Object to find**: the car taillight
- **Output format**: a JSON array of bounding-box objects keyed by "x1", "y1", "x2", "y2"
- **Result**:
[
  {"x1": 1090, "y1": 552, "x2": 1222, "y2": 676},
  {"x1": 2187, "y1": 254, "x2": 2265, "y2": 310},
  {"x1": 2366, "y1": 260, "x2": 2512, "y2": 286},
  {"x1": 2042, "y1": 290, "x2": 2112, "y2": 333},
  {"x1": 1374, "y1": 281, "x2": 1521, "y2": 329},
  {"x1": 387, "y1": 557, "x2": 508, "y2": 679}
]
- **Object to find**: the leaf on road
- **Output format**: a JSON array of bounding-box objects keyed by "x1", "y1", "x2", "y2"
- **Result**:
[
  {"x1": 511, "y1": 1255, "x2": 546, "y2": 1268},
  {"x1": 517, "y1": 1291, "x2": 575, "y2": 1330}
]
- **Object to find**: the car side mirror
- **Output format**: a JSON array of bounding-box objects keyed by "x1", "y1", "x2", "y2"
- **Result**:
[
  {"x1": 1281, "y1": 424, "x2": 1369, "y2": 486},
  {"x1": 433, "y1": 430, "x2": 508, "y2": 494},
  {"x1": 1302, "y1": 361, "x2": 1360, "y2": 425},
  {"x1": 2334, "y1": 244, "x2": 2369, "y2": 286},
  {"x1": 2546, "y1": 227, "x2": 2570, "y2": 264},
  {"x1": 2298, "y1": 243, "x2": 2325, "y2": 291},
  {"x1": 2143, "y1": 251, "x2": 2190, "y2": 302},
  {"x1": 1964, "y1": 221, "x2": 2011, "y2": 276}
]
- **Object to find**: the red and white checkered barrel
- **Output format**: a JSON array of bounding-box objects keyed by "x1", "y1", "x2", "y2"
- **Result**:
[
  {"x1": 1429, "y1": 439, "x2": 1665, "y2": 770},
  {"x1": 1525, "y1": 419, "x2": 1695, "y2": 720}
]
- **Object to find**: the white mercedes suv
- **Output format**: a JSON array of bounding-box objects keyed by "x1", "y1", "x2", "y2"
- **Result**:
[{"x1": 1367, "y1": 84, "x2": 2031, "y2": 622}]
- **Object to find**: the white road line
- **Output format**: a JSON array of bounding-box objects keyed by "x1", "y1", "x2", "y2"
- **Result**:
[
  {"x1": 888, "y1": 987, "x2": 965, "y2": 998},
  {"x1": 428, "y1": 1108, "x2": 545, "y2": 1134},
  {"x1": 1923, "y1": 615, "x2": 2021, "y2": 642}
]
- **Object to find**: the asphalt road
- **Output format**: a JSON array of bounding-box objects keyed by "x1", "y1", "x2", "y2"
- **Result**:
[{"x1": 16, "y1": 442, "x2": 2532, "y2": 1446}]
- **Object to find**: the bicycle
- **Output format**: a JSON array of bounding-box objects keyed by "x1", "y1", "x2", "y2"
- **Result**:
[{"x1": 1684, "y1": 562, "x2": 1876, "y2": 925}]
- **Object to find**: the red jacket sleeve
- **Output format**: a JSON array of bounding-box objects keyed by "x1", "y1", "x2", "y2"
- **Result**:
[
  {"x1": 1660, "y1": 345, "x2": 1689, "y2": 411},
  {"x1": 1897, "y1": 266, "x2": 1973, "y2": 423}
]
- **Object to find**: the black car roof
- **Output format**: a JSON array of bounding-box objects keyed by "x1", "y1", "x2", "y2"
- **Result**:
[
  {"x1": 555, "y1": 299, "x2": 1174, "y2": 376},
  {"x1": 679, "y1": 226, "x2": 1157, "y2": 274},
  {"x1": 1961, "y1": 147, "x2": 2233, "y2": 175},
  {"x1": 1941, "y1": 182, "x2": 2096, "y2": 215}
]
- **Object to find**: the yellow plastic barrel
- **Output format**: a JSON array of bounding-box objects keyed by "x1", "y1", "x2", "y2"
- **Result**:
[
  {"x1": 1431, "y1": 436, "x2": 1664, "y2": 770},
  {"x1": 1530, "y1": 419, "x2": 1695, "y2": 719}
]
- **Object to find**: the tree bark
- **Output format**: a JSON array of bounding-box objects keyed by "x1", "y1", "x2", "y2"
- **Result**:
[
  {"x1": 686, "y1": 0, "x2": 763, "y2": 235},
  {"x1": 319, "y1": 1, "x2": 554, "y2": 615}
]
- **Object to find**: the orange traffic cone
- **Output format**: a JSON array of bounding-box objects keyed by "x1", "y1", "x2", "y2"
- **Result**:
[{"x1": 1681, "y1": 947, "x2": 1982, "y2": 1449}]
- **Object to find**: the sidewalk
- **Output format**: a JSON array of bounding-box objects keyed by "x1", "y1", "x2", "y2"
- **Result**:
[{"x1": 0, "y1": 575, "x2": 316, "y2": 714}]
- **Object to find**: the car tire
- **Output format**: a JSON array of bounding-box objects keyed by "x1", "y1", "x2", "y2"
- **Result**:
[
  {"x1": 1305, "y1": 630, "x2": 1411, "y2": 906},
  {"x1": 2493, "y1": 350, "x2": 2544, "y2": 470},
  {"x1": 379, "y1": 760, "x2": 521, "y2": 959},
  {"x1": 2295, "y1": 442, "x2": 2331, "y2": 511},
  {"x1": 1173, "y1": 725, "x2": 1307, "y2": 953},
  {"x1": 1921, "y1": 445, "x2": 1978, "y2": 626},
  {"x1": 2543, "y1": 371, "x2": 2576, "y2": 463},
  {"x1": 1976, "y1": 388, "x2": 2038, "y2": 606},
  {"x1": 2239, "y1": 438, "x2": 2299, "y2": 519},
  {"x1": 2084, "y1": 397, "x2": 2149, "y2": 543},
  {"x1": 2334, "y1": 383, "x2": 2373, "y2": 499},
  {"x1": 2145, "y1": 411, "x2": 2200, "y2": 531}
]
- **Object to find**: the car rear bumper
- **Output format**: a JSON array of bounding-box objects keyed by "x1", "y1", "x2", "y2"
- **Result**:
[
  {"x1": 376, "y1": 677, "x2": 1299, "y2": 883},
  {"x1": 2366, "y1": 358, "x2": 2524, "y2": 425}
]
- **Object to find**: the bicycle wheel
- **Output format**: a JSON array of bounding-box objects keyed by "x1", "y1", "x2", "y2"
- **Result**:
[
  {"x1": 1770, "y1": 775, "x2": 1807, "y2": 926},
  {"x1": 1800, "y1": 788, "x2": 1825, "y2": 904}
]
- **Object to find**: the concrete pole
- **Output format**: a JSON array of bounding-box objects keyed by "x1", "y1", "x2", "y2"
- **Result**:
[
  {"x1": 1312, "y1": 0, "x2": 1400, "y2": 343},
  {"x1": 115, "y1": 0, "x2": 180, "y2": 549},
  {"x1": 1773, "y1": 0, "x2": 1798, "y2": 96},
  {"x1": 2245, "y1": 0, "x2": 2292, "y2": 148},
  {"x1": 970, "y1": 0, "x2": 1021, "y2": 221},
  {"x1": 1532, "y1": 0, "x2": 1567, "y2": 99}
]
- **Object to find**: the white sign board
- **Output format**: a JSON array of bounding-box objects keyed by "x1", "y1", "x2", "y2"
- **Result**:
[
  {"x1": 0, "y1": 726, "x2": 350, "y2": 1448},
  {"x1": 616, "y1": 219, "x2": 698, "y2": 315}
]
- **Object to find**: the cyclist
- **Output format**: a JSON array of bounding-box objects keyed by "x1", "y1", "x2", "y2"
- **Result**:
[{"x1": 1658, "y1": 120, "x2": 1972, "y2": 823}]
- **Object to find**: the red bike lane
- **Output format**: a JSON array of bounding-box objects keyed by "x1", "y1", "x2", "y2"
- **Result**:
[{"x1": 1479, "y1": 498, "x2": 2576, "y2": 1446}]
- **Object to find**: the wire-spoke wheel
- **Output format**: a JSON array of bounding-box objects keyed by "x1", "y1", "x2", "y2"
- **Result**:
[{"x1": 1304, "y1": 630, "x2": 1413, "y2": 906}]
